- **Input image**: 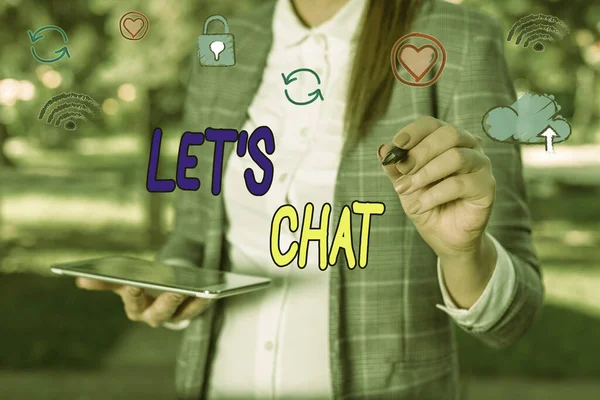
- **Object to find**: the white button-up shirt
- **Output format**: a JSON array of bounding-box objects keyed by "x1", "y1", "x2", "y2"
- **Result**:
[{"x1": 175, "y1": 0, "x2": 517, "y2": 399}]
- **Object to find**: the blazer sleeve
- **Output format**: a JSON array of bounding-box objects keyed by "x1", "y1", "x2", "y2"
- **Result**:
[
  {"x1": 440, "y1": 15, "x2": 544, "y2": 348},
  {"x1": 155, "y1": 191, "x2": 205, "y2": 267},
  {"x1": 155, "y1": 54, "x2": 207, "y2": 268}
]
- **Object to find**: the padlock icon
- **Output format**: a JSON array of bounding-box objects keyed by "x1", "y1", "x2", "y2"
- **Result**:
[{"x1": 198, "y1": 15, "x2": 235, "y2": 67}]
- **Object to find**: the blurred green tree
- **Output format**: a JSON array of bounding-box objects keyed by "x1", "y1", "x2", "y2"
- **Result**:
[
  {"x1": 0, "y1": 0, "x2": 260, "y2": 243},
  {"x1": 0, "y1": 0, "x2": 597, "y2": 246},
  {"x1": 462, "y1": 0, "x2": 600, "y2": 144}
]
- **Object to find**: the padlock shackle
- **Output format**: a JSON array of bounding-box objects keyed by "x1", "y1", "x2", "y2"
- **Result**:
[{"x1": 203, "y1": 15, "x2": 229, "y2": 34}]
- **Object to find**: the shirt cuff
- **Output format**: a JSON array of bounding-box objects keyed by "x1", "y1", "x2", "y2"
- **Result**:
[
  {"x1": 162, "y1": 319, "x2": 191, "y2": 330},
  {"x1": 436, "y1": 232, "x2": 516, "y2": 331}
]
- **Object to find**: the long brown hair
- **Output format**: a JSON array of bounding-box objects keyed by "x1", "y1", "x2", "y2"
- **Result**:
[{"x1": 345, "y1": 0, "x2": 424, "y2": 146}]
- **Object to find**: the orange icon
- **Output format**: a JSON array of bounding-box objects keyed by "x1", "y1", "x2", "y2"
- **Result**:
[
  {"x1": 390, "y1": 32, "x2": 446, "y2": 87},
  {"x1": 119, "y1": 11, "x2": 149, "y2": 41}
]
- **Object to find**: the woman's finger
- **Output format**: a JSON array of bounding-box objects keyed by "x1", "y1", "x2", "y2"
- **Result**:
[
  {"x1": 170, "y1": 298, "x2": 214, "y2": 323},
  {"x1": 395, "y1": 148, "x2": 488, "y2": 196},
  {"x1": 394, "y1": 125, "x2": 479, "y2": 176},
  {"x1": 120, "y1": 287, "x2": 152, "y2": 321},
  {"x1": 391, "y1": 116, "x2": 442, "y2": 149},
  {"x1": 409, "y1": 171, "x2": 494, "y2": 215},
  {"x1": 142, "y1": 292, "x2": 188, "y2": 328},
  {"x1": 378, "y1": 144, "x2": 426, "y2": 212},
  {"x1": 76, "y1": 278, "x2": 122, "y2": 291}
]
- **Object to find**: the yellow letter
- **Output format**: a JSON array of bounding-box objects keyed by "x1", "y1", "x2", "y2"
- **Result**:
[
  {"x1": 270, "y1": 204, "x2": 299, "y2": 267},
  {"x1": 329, "y1": 205, "x2": 356, "y2": 269},
  {"x1": 352, "y1": 201, "x2": 385, "y2": 268},
  {"x1": 298, "y1": 203, "x2": 330, "y2": 269}
]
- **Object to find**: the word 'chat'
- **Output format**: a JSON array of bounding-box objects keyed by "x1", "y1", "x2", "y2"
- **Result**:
[{"x1": 270, "y1": 201, "x2": 386, "y2": 270}]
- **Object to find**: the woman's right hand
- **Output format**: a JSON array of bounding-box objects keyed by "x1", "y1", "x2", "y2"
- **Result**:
[{"x1": 76, "y1": 278, "x2": 214, "y2": 328}]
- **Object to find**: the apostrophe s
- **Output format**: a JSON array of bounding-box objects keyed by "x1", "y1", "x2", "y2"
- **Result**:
[{"x1": 245, "y1": 126, "x2": 275, "y2": 196}]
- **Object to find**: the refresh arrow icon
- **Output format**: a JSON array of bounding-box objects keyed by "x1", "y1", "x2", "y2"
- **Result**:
[
  {"x1": 28, "y1": 25, "x2": 71, "y2": 64},
  {"x1": 281, "y1": 68, "x2": 324, "y2": 106}
]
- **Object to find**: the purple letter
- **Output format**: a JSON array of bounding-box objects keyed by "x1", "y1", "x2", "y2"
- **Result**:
[
  {"x1": 245, "y1": 126, "x2": 275, "y2": 196},
  {"x1": 205, "y1": 128, "x2": 238, "y2": 196},
  {"x1": 146, "y1": 128, "x2": 176, "y2": 193},
  {"x1": 176, "y1": 132, "x2": 204, "y2": 191}
]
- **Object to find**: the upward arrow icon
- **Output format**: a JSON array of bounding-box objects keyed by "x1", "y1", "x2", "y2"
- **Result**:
[{"x1": 538, "y1": 126, "x2": 559, "y2": 154}]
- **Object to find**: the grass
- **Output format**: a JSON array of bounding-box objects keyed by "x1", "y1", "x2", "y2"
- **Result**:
[
  {"x1": 456, "y1": 183, "x2": 600, "y2": 378},
  {"x1": 457, "y1": 302, "x2": 600, "y2": 378},
  {"x1": 0, "y1": 273, "x2": 129, "y2": 370}
]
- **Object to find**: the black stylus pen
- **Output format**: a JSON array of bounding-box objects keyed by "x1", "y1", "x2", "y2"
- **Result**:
[{"x1": 381, "y1": 146, "x2": 409, "y2": 165}]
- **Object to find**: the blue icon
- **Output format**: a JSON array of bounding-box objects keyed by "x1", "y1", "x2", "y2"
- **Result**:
[
  {"x1": 28, "y1": 25, "x2": 71, "y2": 64},
  {"x1": 38, "y1": 92, "x2": 102, "y2": 131},
  {"x1": 198, "y1": 15, "x2": 235, "y2": 67},
  {"x1": 507, "y1": 14, "x2": 569, "y2": 52},
  {"x1": 482, "y1": 93, "x2": 571, "y2": 153},
  {"x1": 281, "y1": 68, "x2": 324, "y2": 106}
]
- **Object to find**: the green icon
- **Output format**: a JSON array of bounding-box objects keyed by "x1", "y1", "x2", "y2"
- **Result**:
[
  {"x1": 482, "y1": 93, "x2": 571, "y2": 154},
  {"x1": 506, "y1": 14, "x2": 569, "y2": 52},
  {"x1": 281, "y1": 68, "x2": 324, "y2": 106},
  {"x1": 198, "y1": 15, "x2": 235, "y2": 67},
  {"x1": 28, "y1": 25, "x2": 71, "y2": 64}
]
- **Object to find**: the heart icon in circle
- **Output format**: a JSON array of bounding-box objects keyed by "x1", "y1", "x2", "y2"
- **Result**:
[
  {"x1": 123, "y1": 18, "x2": 144, "y2": 38},
  {"x1": 397, "y1": 44, "x2": 439, "y2": 83}
]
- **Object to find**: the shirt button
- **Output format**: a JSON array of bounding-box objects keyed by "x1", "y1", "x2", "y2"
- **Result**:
[
  {"x1": 264, "y1": 341, "x2": 274, "y2": 351},
  {"x1": 279, "y1": 173, "x2": 288, "y2": 182}
]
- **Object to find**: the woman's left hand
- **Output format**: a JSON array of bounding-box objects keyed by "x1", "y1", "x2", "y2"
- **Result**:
[{"x1": 378, "y1": 116, "x2": 496, "y2": 260}]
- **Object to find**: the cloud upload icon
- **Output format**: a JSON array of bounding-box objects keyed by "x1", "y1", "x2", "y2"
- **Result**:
[{"x1": 482, "y1": 93, "x2": 571, "y2": 152}]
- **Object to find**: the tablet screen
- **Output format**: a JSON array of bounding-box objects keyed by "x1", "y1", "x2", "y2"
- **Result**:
[
  {"x1": 56, "y1": 255, "x2": 236, "y2": 290},
  {"x1": 79, "y1": 256, "x2": 222, "y2": 285}
]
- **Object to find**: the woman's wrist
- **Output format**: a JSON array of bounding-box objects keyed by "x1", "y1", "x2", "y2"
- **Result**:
[{"x1": 438, "y1": 233, "x2": 497, "y2": 309}]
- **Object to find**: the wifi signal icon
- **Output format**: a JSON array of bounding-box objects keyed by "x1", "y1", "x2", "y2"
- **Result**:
[
  {"x1": 38, "y1": 92, "x2": 102, "y2": 131},
  {"x1": 507, "y1": 14, "x2": 570, "y2": 52}
]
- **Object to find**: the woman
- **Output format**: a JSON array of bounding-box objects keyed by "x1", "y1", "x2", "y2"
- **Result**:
[{"x1": 78, "y1": 0, "x2": 544, "y2": 398}]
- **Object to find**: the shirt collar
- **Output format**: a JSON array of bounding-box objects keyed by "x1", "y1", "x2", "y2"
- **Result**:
[{"x1": 273, "y1": 0, "x2": 368, "y2": 48}]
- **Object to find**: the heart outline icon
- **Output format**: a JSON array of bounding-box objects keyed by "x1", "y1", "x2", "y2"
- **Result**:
[
  {"x1": 123, "y1": 18, "x2": 144, "y2": 38},
  {"x1": 390, "y1": 32, "x2": 447, "y2": 88},
  {"x1": 119, "y1": 11, "x2": 150, "y2": 41},
  {"x1": 397, "y1": 44, "x2": 439, "y2": 83}
]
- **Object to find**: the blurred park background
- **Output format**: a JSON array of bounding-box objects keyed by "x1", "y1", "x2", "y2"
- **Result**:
[{"x1": 1, "y1": 0, "x2": 599, "y2": 399}]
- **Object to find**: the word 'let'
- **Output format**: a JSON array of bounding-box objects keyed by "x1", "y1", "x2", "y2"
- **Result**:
[
  {"x1": 270, "y1": 201, "x2": 385, "y2": 270},
  {"x1": 147, "y1": 127, "x2": 275, "y2": 195}
]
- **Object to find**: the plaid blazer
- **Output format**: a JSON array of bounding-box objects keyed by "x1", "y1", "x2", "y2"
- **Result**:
[{"x1": 157, "y1": 1, "x2": 544, "y2": 398}]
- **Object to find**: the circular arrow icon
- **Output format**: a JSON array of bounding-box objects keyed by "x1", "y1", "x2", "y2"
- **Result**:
[
  {"x1": 281, "y1": 68, "x2": 324, "y2": 106},
  {"x1": 28, "y1": 25, "x2": 71, "y2": 64}
]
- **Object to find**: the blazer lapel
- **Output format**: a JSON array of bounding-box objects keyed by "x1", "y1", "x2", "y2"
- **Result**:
[{"x1": 182, "y1": 2, "x2": 276, "y2": 235}]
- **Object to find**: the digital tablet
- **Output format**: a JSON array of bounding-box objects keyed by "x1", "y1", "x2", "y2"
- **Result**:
[{"x1": 51, "y1": 255, "x2": 271, "y2": 299}]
